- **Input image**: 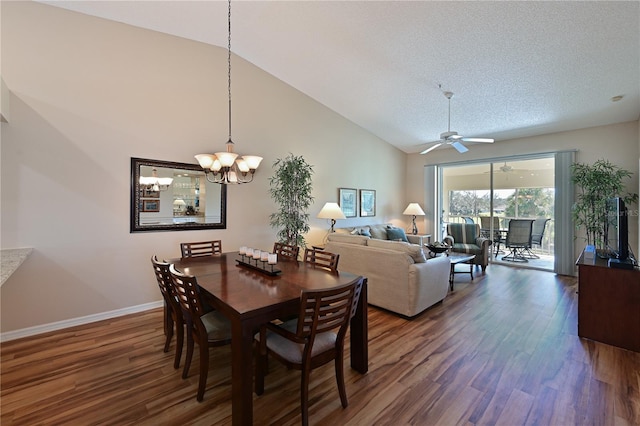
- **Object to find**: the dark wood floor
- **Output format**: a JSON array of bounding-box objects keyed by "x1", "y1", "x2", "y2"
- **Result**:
[{"x1": 2, "y1": 264, "x2": 639, "y2": 425}]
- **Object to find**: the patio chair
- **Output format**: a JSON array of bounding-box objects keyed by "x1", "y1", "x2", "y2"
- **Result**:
[
  {"x1": 523, "y1": 218, "x2": 550, "y2": 259},
  {"x1": 480, "y1": 216, "x2": 505, "y2": 256},
  {"x1": 502, "y1": 219, "x2": 534, "y2": 262}
]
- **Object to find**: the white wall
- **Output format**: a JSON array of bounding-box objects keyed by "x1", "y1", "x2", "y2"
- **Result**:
[
  {"x1": 0, "y1": 2, "x2": 406, "y2": 333},
  {"x1": 406, "y1": 120, "x2": 640, "y2": 267}
]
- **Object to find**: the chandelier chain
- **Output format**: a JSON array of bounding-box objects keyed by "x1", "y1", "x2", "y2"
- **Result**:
[{"x1": 227, "y1": 0, "x2": 232, "y2": 143}]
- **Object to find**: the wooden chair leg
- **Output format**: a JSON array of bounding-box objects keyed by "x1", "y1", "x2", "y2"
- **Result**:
[
  {"x1": 335, "y1": 349, "x2": 348, "y2": 408},
  {"x1": 196, "y1": 342, "x2": 209, "y2": 402},
  {"x1": 300, "y1": 366, "x2": 311, "y2": 426},
  {"x1": 163, "y1": 306, "x2": 173, "y2": 353},
  {"x1": 182, "y1": 325, "x2": 194, "y2": 379},
  {"x1": 173, "y1": 318, "x2": 184, "y2": 370}
]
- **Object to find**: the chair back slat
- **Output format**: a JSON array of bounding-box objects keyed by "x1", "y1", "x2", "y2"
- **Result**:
[
  {"x1": 180, "y1": 240, "x2": 222, "y2": 258},
  {"x1": 273, "y1": 242, "x2": 300, "y2": 261},
  {"x1": 169, "y1": 265, "x2": 208, "y2": 331},
  {"x1": 297, "y1": 279, "x2": 363, "y2": 338},
  {"x1": 303, "y1": 248, "x2": 339, "y2": 272},
  {"x1": 151, "y1": 256, "x2": 180, "y2": 312}
]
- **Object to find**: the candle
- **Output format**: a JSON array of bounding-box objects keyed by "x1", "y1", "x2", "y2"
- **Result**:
[
  {"x1": 253, "y1": 249, "x2": 261, "y2": 259},
  {"x1": 260, "y1": 251, "x2": 269, "y2": 262},
  {"x1": 268, "y1": 253, "x2": 277, "y2": 265},
  {"x1": 239, "y1": 246, "x2": 246, "y2": 255}
]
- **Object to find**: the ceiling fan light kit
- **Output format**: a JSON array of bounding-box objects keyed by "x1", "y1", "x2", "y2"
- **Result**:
[{"x1": 420, "y1": 89, "x2": 495, "y2": 155}]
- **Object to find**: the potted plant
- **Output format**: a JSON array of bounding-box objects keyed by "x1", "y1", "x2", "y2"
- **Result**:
[
  {"x1": 571, "y1": 159, "x2": 638, "y2": 252},
  {"x1": 269, "y1": 154, "x2": 314, "y2": 248}
]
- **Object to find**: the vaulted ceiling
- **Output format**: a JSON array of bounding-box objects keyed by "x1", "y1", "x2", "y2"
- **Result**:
[{"x1": 40, "y1": 1, "x2": 640, "y2": 154}]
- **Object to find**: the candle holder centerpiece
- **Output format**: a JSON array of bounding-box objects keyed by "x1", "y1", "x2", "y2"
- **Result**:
[{"x1": 237, "y1": 247, "x2": 281, "y2": 276}]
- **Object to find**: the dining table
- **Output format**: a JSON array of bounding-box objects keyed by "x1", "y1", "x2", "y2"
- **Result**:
[{"x1": 169, "y1": 252, "x2": 368, "y2": 426}]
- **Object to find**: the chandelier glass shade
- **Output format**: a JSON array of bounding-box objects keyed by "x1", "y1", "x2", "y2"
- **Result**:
[
  {"x1": 139, "y1": 168, "x2": 173, "y2": 191},
  {"x1": 195, "y1": 0, "x2": 262, "y2": 184}
]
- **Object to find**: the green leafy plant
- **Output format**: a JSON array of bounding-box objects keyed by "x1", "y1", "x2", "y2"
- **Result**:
[
  {"x1": 571, "y1": 159, "x2": 638, "y2": 250},
  {"x1": 269, "y1": 154, "x2": 314, "y2": 248}
]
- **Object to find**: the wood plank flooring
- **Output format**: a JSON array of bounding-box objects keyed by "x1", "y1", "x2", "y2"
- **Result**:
[{"x1": 2, "y1": 265, "x2": 639, "y2": 425}]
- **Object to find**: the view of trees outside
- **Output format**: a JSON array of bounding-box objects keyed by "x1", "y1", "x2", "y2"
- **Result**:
[{"x1": 449, "y1": 188, "x2": 554, "y2": 219}]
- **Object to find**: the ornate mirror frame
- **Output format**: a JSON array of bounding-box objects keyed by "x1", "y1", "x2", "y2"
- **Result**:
[{"x1": 130, "y1": 157, "x2": 227, "y2": 233}]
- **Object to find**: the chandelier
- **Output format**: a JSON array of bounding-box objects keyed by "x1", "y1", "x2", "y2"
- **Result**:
[
  {"x1": 195, "y1": 0, "x2": 262, "y2": 184},
  {"x1": 139, "y1": 168, "x2": 173, "y2": 191}
]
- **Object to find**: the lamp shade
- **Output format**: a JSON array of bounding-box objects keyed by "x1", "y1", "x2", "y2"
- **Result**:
[
  {"x1": 403, "y1": 203, "x2": 425, "y2": 216},
  {"x1": 317, "y1": 202, "x2": 346, "y2": 220}
]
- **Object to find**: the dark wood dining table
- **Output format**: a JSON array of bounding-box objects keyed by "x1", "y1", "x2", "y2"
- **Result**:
[{"x1": 169, "y1": 252, "x2": 368, "y2": 426}]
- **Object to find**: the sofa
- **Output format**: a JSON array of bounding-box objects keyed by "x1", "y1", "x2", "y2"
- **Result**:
[
  {"x1": 334, "y1": 223, "x2": 430, "y2": 246},
  {"x1": 324, "y1": 233, "x2": 451, "y2": 318}
]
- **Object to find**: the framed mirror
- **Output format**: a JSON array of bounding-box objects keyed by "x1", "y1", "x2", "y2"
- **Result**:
[{"x1": 130, "y1": 157, "x2": 227, "y2": 233}]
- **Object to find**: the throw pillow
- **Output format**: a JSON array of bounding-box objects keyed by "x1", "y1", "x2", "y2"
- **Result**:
[
  {"x1": 386, "y1": 226, "x2": 409, "y2": 242},
  {"x1": 369, "y1": 225, "x2": 388, "y2": 240},
  {"x1": 359, "y1": 229, "x2": 372, "y2": 237}
]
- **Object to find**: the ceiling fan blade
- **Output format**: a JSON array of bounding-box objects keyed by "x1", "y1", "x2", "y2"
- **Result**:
[
  {"x1": 461, "y1": 137, "x2": 494, "y2": 143},
  {"x1": 450, "y1": 141, "x2": 469, "y2": 153},
  {"x1": 420, "y1": 143, "x2": 443, "y2": 155}
]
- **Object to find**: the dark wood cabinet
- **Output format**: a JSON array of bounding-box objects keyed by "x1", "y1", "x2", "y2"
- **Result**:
[{"x1": 577, "y1": 251, "x2": 640, "y2": 352}]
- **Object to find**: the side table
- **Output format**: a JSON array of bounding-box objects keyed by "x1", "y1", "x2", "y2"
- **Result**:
[{"x1": 448, "y1": 253, "x2": 476, "y2": 290}]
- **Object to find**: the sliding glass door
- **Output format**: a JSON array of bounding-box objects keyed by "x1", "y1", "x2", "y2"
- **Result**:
[{"x1": 439, "y1": 156, "x2": 556, "y2": 271}]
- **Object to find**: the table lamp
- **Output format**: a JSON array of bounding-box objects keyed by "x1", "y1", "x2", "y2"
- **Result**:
[
  {"x1": 317, "y1": 202, "x2": 346, "y2": 233},
  {"x1": 403, "y1": 203, "x2": 425, "y2": 235}
]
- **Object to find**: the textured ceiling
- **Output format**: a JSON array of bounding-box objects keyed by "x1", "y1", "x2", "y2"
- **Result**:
[{"x1": 40, "y1": 1, "x2": 640, "y2": 154}]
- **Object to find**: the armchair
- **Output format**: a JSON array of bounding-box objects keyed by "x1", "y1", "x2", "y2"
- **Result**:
[{"x1": 444, "y1": 223, "x2": 492, "y2": 271}]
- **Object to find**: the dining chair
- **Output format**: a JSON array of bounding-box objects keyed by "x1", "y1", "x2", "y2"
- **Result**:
[
  {"x1": 180, "y1": 240, "x2": 222, "y2": 258},
  {"x1": 169, "y1": 264, "x2": 232, "y2": 401},
  {"x1": 254, "y1": 279, "x2": 364, "y2": 426},
  {"x1": 150, "y1": 256, "x2": 184, "y2": 369},
  {"x1": 273, "y1": 242, "x2": 300, "y2": 261},
  {"x1": 303, "y1": 248, "x2": 339, "y2": 273},
  {"x1": 502, "y1": 219, "x2": 534, "y2": 262}
]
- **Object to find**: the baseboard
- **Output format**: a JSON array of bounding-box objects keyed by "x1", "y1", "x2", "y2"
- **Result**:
[{"x1": 0, "y1": 301, "x2": 164, "y2": 342}]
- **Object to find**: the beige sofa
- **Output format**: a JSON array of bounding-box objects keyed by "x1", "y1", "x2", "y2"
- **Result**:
[
  {"x1": 324, "y1": 233, "x2": 451, "y2": 318},
  {"x1": 335, "y1": 223, "x2": 430, "y2": 246}
]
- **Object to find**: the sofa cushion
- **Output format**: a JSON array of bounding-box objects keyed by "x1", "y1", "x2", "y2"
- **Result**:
[
  {"x1": 326, "y1": 234, "x2": 369, "y2": 245},
  {"x1": 367, "y1": 239, "x2": 427, "y2": 263},
  {"x1": 386, "y1": 226, "x2": 409, "y2": 242},
  {"x1": 368, "y1": 224, "x2": 390, "y2": 240}
]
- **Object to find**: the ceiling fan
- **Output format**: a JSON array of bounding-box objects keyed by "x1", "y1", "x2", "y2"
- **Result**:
[{"x1": 420, "y1": 90, "x2": 494, "y2": 155}]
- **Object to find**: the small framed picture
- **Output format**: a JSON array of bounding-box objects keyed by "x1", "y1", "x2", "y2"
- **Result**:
[
  {"x1": 141, "y1": 189, "x2": 160, "y2": 199},
  {"x1": 360, "y1": 189, "x2": 376, "y2": 217},
  {"x1": 339, "y1": 188, "x2": 357, "y2": 218},
  {"x1": 142, "y1": 199, "x2": 160, "y2": 212}
]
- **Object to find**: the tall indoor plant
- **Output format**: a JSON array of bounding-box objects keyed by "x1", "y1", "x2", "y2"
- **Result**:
[
  {"x1": 571, "y1": 159, "x2": 638, "y2": 250},
  {"x1": 269, "y1": 154, "x2": 314, "y2": 248}
]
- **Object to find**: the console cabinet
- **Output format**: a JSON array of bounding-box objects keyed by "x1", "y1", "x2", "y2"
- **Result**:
[{"x1": 577, "y1": 251, "x2": 640, "y2": 352}]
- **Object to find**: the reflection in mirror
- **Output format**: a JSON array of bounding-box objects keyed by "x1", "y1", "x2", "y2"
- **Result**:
[{"x1": 130, "y1": 157, "x2": 227, "y2": 233}]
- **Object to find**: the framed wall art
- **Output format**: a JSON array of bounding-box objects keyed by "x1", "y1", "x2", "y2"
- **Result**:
[
  {"x1": 360, "y1": 189, "x2": 376, "y2": 217},
  {"x1": 338, "y1": 188, "x2": 357, "y2": 218},
  {"x1": 141, "y1": 199, "x2": 160, "y2": 212}
]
